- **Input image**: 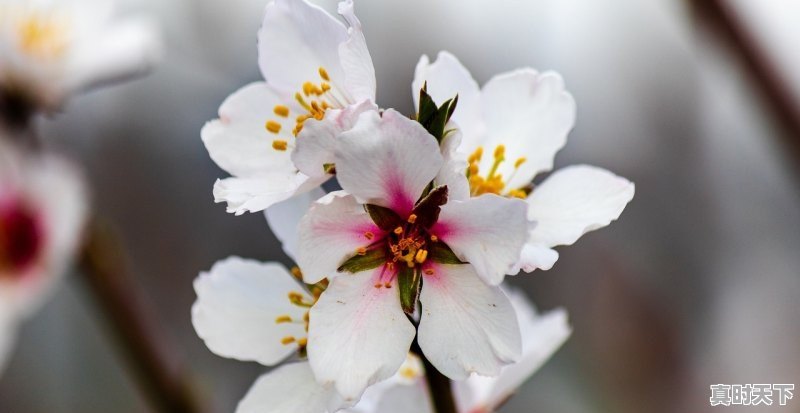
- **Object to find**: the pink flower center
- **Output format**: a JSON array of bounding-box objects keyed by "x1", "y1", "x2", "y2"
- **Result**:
[{"x1": 0, "y1": 198, "x2": 44, "y2": 277}]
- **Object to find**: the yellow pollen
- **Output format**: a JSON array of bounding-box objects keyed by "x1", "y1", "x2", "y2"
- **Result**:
[
  {"x1": 494, "y1": 145, "x2": 506, "y2": 159},
  {"x1": 414, "y1": 249, "x2": 428, "y2": 264},
  {"x1": 296, "y1": 337, "x2": 308, "y2": 347},
  {"x1": 514, "y1": 157, "x2": 527, "y2": 168},
  {"x1": 265, "y1": 120, "x2": 282, "y2": 133},
  {"x1": 430, "y1": 235, "x2": 438, "y2": 242},
  {"x1": 272, "y1": 140, "x2": 288, "y2": 151},
  {"x1": 275, "y1": 315, "x2": 293, "y2": 324},
  {"x1": 468, "y1": 147, "x2": 484, "y2": 163},
  {"x1": 281, "y1": 336, "x2": 296, "y2": 345},
  {"x1": 295, "y1": 93, "x2": 311, "y2": 110},
  {"x1": 384, "y1": 282, "x2": 392, "y2": 288},
  {"x1": 290, "y1": 266, "x2": 303, "y2": 279},
  {"x1": 400, "y1": 366, "x2": 417, "y2": 379},
  {"x1": 407, "y1": 214, "x2": 417, "y2": 224},
  {"x1": 508, "y1": 189, "x2": 527, "y2": 199},
  {"x1": 424, "y1": 269, "x2": 435, "y2": 275},
  {"x1": 303, "y1": 82, "x2": 315, "y2": 96},
  {"x1": 319, "y1": 67, "x2": 330, "y2": 81},
  {"x1": 468, "y1": 162, "x2": 479, "y2": 176},
  {"x1": 321, "y1": 82, "x2": 331, "y2": 92},
  {"x1": 364, "y1": 231, "x2": 374, "y2": 240},
  {"x1": 374, "y1": 283, "x2": 382, "y2": 288},
  {"x1": 394, "y1": 226, "x2": 404, "y2": 235},
  {"x1": 356, "y1": 247, "x2": 367, "y2": 256},
  {"x1": 273, "y1": 105, "x2": 290, "y2": 117}
]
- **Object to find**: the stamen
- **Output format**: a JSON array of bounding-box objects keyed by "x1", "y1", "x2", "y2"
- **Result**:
[
  {"x1": 424, "y1": 269, "x2": 435, "y2": 275},
  {"x1": 468, "y1": 147, "x2": 484, "y2": 163},
  {"x1": 407, "y1": 214, "x2": 417, "y2": 224},
  {"x1": 430, "y1": 235, "x2": 438, "y2": 242},
  {"x1": 364, "y1": 231, "x2": 374, "y2": 240},
  {"x1": 356, "y1": 247, "x2": 367, "y2": 256},
  {"x1": 296, "y1": 337, "x2": 308, "y2": 347},
  {"x1": 295, "y1": 93, "x2": 312, "y2": 111},
  {"x1": 393, "y1": 226, "x2": 404, "y2": 235},
  {"x1": 374, "y1": 283, "x2": 382, "y2": 288},
  {"x1": 318, "y1": 67, "x2": 330, "y2": 81},
  {"x1": 414, "y1": 249, "x2": 428, "y2": 264},
  {"x1": 508, "y1": 189, "x2": 527, "y2": 199},
  {"x1": 303, "y1": 82, "x2": 314, "y2": 96},
  {"x1": 290, "y1": 266, "x2": 303, "y2": 280},
  {"x1": 494, "y1": 145, "x2": 506, "y2": 159},
  {"x1": 265, "y1": 120, "x2": 282, "y2": 133},
  {"x1": 281, "y1": 336, "x2": 296, "y2": 345},
  {"x1": 272, "y1": 140, "x2": 288, "y2": 151},
  {"x1": 514, "y1": 157, "x2": 527, "y2": 168},
  {"x1": 273, "y1": 105, "x2": 290, "y2": 117},
  {"x1": 383, "y1": 282, "x2": 392, "y2": 288},
  {"x1": 275, "y1": 315, "x2": 293, "y2": 324}
]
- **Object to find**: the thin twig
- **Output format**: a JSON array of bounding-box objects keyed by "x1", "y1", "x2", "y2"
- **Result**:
[
  {"x1": 412, "y1": 339, "x2": 457, "y2": 413},
  {"x1": 78, "y1": 217, "x2": 204, "y2": 413}
]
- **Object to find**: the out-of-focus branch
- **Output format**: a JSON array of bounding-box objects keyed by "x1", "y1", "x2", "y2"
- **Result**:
[
  {"x1": 79, "y1": 217, "x2": 205, "y2": 413},
  {"x1": 691, "y1": 0, "x2": 800, "y2": 164}
]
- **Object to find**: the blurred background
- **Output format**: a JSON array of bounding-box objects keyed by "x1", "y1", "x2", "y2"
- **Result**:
[{"x1": 1, "y1": 0, "x2": 799, "y2": 411}]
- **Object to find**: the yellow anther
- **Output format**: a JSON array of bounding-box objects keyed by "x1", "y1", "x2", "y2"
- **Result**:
[
  {"x1": 364, "y1": 231, "x2": 374, "y2": 240},
  {"x1": 384, "y1": 282, "x2": 392, "y2": 288},
  {"x1": 374, "y1": 283, "x2": 382, "y2": 288},
  {"x1": 265, "y1": 120, "x2": 282, "y2": 133},
  {"x1": 508, "y1": 189, "x2": 527, "y2": 199},
  {"x1": 400, "y1": 366, "x2": 417, "y2": 379},
  {"x1": 272, "y1": 140, "x2": 288, "y2": 151},
  {"x1": 281, "y1": 336, "x2": 296, "y2": 345},
  {"x1": 468, "y1": 147, "x2": 484, "y2": 163},
  {"x1": 468, "y1": 162, "x2": 479, "y2": 176},
  {"x1": 494, "y1": 145, "x2": 506, "y2": 160},
  {"x1": 321, "y1": 82, "x2": 331, "y2": 92},
  {"x1": 394, "y1": 226, "x2": 404, "y2": 235},
  {"x1": 310, "y1": 101, "x2": 322, "y2": 113},
  {"x1": 407, "y1": 214, "x2": 417, "y2": 224},
  {"x1": 356, "y1": 247, "x2": 367, "y2": 256},
  {"x1": 319, "y1": 67, "x2": 330, "y2": 81},
  {"x1": 414, "y1": 249, "x2": 428, "y2": 264},
  {"x1": 429, "y1": 235, "x2": 438, "y2": 242},
  {"x1": 296, "y1": 337, "x2": 308, "y2": 347},
  {"x1": 290, "y1": 266, "x2": 303, "y2": 279},
  {"x1": 424, "y1": 268, "x2": 435, "y2": 275},
  {"x1": 303, "y1": 82, "x2": 314, "y2": 96},
  {"x1": 514, "y1": 157, "x2": 527, "y2": 168},
  {"x1": 273, "y1": 105, "x2": 290, "y2": 117},
  {"x1": 275, "y1": 315, "x2": 293, "y2": 324}
]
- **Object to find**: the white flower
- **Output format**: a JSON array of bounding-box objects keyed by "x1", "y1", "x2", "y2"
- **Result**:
[
  {"x1": 413, "y1": 51, "x2": 635, "y2": 273},
  {"x1": 191, "y1": 256, "x2": 425, "y2": 413},
  {"x1": 295, "y1": 109, "x2": 531, "y2": 401},
  {"x1": 344, "y1": 289, "x2": 572, "y2": 413},
  {"x1": 0, "y1": 140, "x2": 87, "y2": 373},
  {"x1": 202, "y1": 0, "x2": 377, "y2": 215},
  {"x1": 0, "y1": 0, "x2": 160, "y2": 111}
]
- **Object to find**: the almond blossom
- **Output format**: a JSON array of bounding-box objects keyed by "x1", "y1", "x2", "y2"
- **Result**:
[
  {"x1": 202, "y1": 0, "x2": 377, "y2": 215},
  {"x1": 0, "y1": 141, "x2": 87, "y2": 372},
  {"x1": 191, "y1": 256, "x2": 426, "y2": 413},
  {"x1": 0, "y1": 0, "x2": 160, "y2": 113},
  {"x1": 413, "y1": 51, "x2": 635, "y2": 273},
  {"x1": 295, "y1": 109, "x2": 532, "y2": 401}
]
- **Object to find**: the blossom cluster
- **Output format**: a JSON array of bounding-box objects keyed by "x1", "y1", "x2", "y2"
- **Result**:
[{"x1": 194, "y1": 0, "x2": 634, "y2": 412}]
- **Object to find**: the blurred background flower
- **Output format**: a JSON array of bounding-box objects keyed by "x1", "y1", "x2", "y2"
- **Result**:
[{"x1": 0, "y1": 0, "x2": 798, "y2": 412}]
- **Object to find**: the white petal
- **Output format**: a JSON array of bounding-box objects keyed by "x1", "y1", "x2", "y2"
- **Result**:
[
  {"x1": 412, "y1": 52, "x2": 484, "y2": 148},
  {"x1": 418, "y1": 264, "x2": 521, "y2": 380},
  {"x1": 435, "y1": 129, "x2": 470, "y2": 202},
  {"x1": 527, "y1": 165, "x2": 635, "y2": 247},
  {"x1": 67, "y1": 19, "x2": 161, "y2": 94},
  {"x1": 512, "y1": 243, "x2": 559, "y2": 274},
  {"x1": 336, "y1": 110, "x2": 442, "y2": 216},
  {"x1": 292, "y1": 100, "x2": 378, "y2": 178},
  {"x1": 296, "y1": 191, "x2": 384, "y2": 284},
  {"x1": 0, "y1": 308, "x2": 18, "y2": 375},
  {"x1": 213, "y1": 173, "x2": 325, "y2": 216},
  {"x1": 337, "y1": 0, "x2": 376, "y2": 102},
  {"x1": 191, "y1": 257, "x2": 309, "y2": 366},
  {"x1": 343, "y1": 354, "x2": 426, "y2": 413},
  {"x1": 347, "y1": 382, "x2": 432, "y2": 413},
  {"x1": 265, "y1": 188, "x2": 327, "y2": 260},
  {"x1": 479, "y1": 70, "x2": 576, "y2": 188},
  {"x1": 456, "y1": 289, "x2": 571, "y2": 412},
  {"x1": 201, "y1": 82, "x2": 298, "y2": 178},
  {"x1": 307, "y1": 267, "x2": 416, "y2": 401},
  {"x1": 434, "y1": 195, "x2": 530, "y2": 285},
  {"x1": 258, "y1": 0, "x2": 348, "y2": 95},
  {"x1": 237, "y1": 362, "x2": 348, "y2": 413}
]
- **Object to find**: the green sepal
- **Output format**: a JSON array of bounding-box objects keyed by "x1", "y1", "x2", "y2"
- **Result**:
[
  {"x1": 412, "y1": 185, "x2": 448, "y2": 228},
  {"x1": 428, "y1": 241, "x2": 465, "y2": 264},
  {"x1": 416, "y1": 83, "x2": 458, "y2": 143},
  {"x1": 337, "y1": 248, "x2": 388, "y2": 273},
  {"x1": 364, "y1": 204, "x2": 403, "y2": 231},
  {"x1": 397, "y1": 265, "x2": 422, "y2": 315}
]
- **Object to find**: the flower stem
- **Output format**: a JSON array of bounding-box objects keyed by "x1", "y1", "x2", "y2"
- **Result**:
[
  {"x1": 78, "y1": 217, "x2": 205, "y2": 413},
  {"x1": 412, "y1": 340, "x2": 457, "y2": 413}
]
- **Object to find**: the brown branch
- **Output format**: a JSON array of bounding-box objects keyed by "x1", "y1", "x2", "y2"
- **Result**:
[
  {"x1": 691, "y1": 0, "x2": 800, "y2": 165},
  {"x1": 78, "y1": 217, "x2": 205, "y2": 413}
]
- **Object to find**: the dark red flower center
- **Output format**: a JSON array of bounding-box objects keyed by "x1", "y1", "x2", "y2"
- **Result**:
[{"x1": 0, "y1": 198, "x2": 44, "y2": 277}]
